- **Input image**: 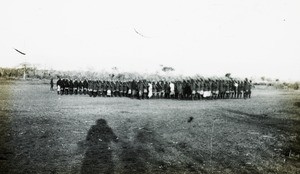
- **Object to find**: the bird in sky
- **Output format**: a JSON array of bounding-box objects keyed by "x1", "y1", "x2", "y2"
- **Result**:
[{"x1": 14, "y1": 48, "x2": 26, "y2": 55}]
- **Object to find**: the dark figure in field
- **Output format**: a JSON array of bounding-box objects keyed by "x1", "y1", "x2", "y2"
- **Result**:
[
  {"x1": 73, "y1": 79, "x2": 79, "y2": 95},
  {"x1": 243, "y1": 78, "x2": 251, "y2": 99},
  {"x1": 237, "y1": 81, "x2": 243, "y2": 99},
  {"x1": 103, "y1": 81, "x2": 108, "y2": 96},
  {"x1": 60, "y1": 79, "x2": 65, "y2": 95},
  {"x1": 119, "y1": 81, "x2": 123, "y2": 97},
  {"x1": 156, "y1": 81, "x2": 162, "y2": 98},
  {"x1": 83, "y1": 79, "x2": 88, "y2": 95},
  {"x1": 190, "y1": 79, "x2": 196, "y2": 100},
  {"x1": 248, "y1": 80, "x2": 252, "y2": 98},
  {"x1": 184, "y1": 80, "x2": 192, "y2": 100},
  {"x1": 137, "y1": 80, "x2": 144, "y2": 99},
  {"x1": 64, "y1": 79, "x2": 70, "y2": 95},
  {"x1": 81, "y1": 119, "x2": 118, "y2": 174},
  {"x1": 50, "y1": 78, "x2": 54, "y2": 91},
  {"x1": 224, "y1": 80, "x2": 230, "y2": 99},
  {"x1": 92, "y1": 80, "x2": 98, "y2": 97},
  {"x1": 176, "y1": 81, "x2": 183, "y2": 99},
  {"x1": 211, "y1": 80, "x2": 218, "y2": 99},
  {"x1": 233, "y1": 80, "x2": 238, "y2": 98},
  {"x1": 98, "y1": 81, "x2": 103, "y2": 97},
  {"x1": 164, "y1": 81, "x2": 170, "y2": 99},
  {"x1": 127, "y1": 81, "x2": 132, "y2": 97},
  {"x1": 151, "y1": 81, "x2": 157, "y2": 98},
  {"x1": 69, "y1": 80, "x2": 74, "y2": 95},
  {"x1": 78, "y1": 80, "x2": 83, "y2": 95},
  {"x1": 111, "y1": 81, "x2": 116, "y2": 97},
  {"x1": 56, "y1": 78, "x2": 62, "y2": 94},
  {"x1": 143, "y1": 80, "x2": 149, "y2": 99},
  {"x1": 219, "y1": 80, "x2": 225, "y2": 99},
  {"x1": 107, "y1": 81, "x2": 112, "y2": 97}
]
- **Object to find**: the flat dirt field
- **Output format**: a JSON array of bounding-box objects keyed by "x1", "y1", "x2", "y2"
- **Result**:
[{"x1": 0, "y1": 80, "x2": 300, "y2": 174}]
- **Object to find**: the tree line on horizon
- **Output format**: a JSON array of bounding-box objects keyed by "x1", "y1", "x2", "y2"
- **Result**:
[{"x1": 0, "y1": 66, "x2": 298, "y2": 90}]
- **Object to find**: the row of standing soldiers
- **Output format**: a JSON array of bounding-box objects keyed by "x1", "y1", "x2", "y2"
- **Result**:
[{"x1": 56, "y1": 78, "x2": 252, "y2": 100}]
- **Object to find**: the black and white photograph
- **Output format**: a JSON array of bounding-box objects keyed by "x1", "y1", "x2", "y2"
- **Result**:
[{"x1": 0, "y1": 0, "x2": 300, "y2": 173}]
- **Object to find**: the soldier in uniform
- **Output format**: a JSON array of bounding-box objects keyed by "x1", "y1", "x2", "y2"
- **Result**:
[
  {"x1": 224, "y1": 80, "x2": 230, "y2": 99},
  {"x1": 233, "y1": 80, "x2": 238, "y2": 98},
  {"x1": 56, "y1": 78, "x2": 62, "y2": 95},
  {"x1": 164, "y1": 81, "x2": 170, "y2": 99},
  {"x1": 199, "y1": 79, "x2": 204, "y2": 100},
  {"x1": 127, "y1": 81, "x2": 132, "y2": 97},
  {"x1": 64, "y1": 79, "x2": 70, "y2": 95},
  {"x1": 83, "y1": 79, "x2": 88, "y2": 95},
  {"x1": 170, "y1": 81, "x2": 175, "y2": 99},
  {"x1": 110, "y1": 81, "x2": 116, "y2": 97},
  {"x1": 249, "y1": 80, "x2": 252, "y2": 98},
  {"x1": 243, "y1": 78, "x2": 250, "y2": 99},
  {"x1": 160, "y1": 81, "x2": 165, "y2": 98},
  {"x1": 50, "y1": 78, "x2": 54, "y2": 91},
  {"x1": 115, "y1": 81, "x2": 120, "y2": 97},
  {"x1": 92, "y1": 80, "x2": 98, "y2": 97},
  {"x1": 203, "y1": 79, "x2": 210, "y2": 99},
  {"x1": 119, "y1": 81, "x2": 123, "y2": 97},
  {"x1": 211, "y1": 80, "x2": 218, "y2": 99},
  {"x1": 107, "y1": 81, "x2": 112, "y2": 97},
  {"x1": 78, "y1": 80, "x2": 83, "y2": 95},
  {"x1": 131, "y1": 80, "x2": 138, "y2": 98},
  {"x1": 176, "y1": 81, "x2": 183, "y2": 100},
  {"x1": 73, "y1": 79, "x2": 79, "y2": 95},
  {"x1": 156, "y1": 81, "x2": 162, "y2": 99},
  {"x1": 103, "y1": 81, "x2": 107, "y2": 97},
  {"x1": 237, "y1": 81, "x2": 243, "y2": 99},
  {"x1": 69, "y1": 79, "x2": 74, "y2": 95},
  {"x1": 219, "y1": 80, "x2": 225, "y2": 99},
  {"x1": 151, "y1": 81, "x2": 157, "y2": 99},
  {"x1": 190, "y1": 79, "x2": 196, "y2": 100}
]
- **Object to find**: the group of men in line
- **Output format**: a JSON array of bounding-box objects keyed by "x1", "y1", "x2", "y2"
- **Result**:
[{"x1": 55, "y1": 77, "x2": 252, "y2": 100}]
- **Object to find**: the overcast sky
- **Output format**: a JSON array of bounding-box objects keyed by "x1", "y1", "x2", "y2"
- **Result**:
[{"x1": 0, "y1": 0, "x2": 299, "y2": 81}]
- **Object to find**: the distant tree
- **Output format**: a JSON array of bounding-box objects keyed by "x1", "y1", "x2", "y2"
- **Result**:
[
  {"x1": 162, "y1": 66, "x2": 175, "y2": 72},
  {"x1": 261, "y1": 76, "x2": 265, "y2": 81},
  {"x1": 276, "y1": 79, "x2": 279, "y2": 82},
  {"x1": 225, "y1": 73, "x2": 231, "y2": 78}
]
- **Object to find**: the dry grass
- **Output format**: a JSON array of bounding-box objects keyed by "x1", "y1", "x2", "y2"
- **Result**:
[{"x1": 0, "y1": 80, "x2": 300, "y2": 173}]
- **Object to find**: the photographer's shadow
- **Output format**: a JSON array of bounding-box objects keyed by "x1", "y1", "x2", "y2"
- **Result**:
[{"x1": 81, "y1": 119, "x2": 118, "y2": 174}]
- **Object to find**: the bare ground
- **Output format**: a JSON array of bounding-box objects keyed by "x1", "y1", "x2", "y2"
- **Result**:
[{"x1": 0, "y1": 80, "x2": 299, "y2": 173}]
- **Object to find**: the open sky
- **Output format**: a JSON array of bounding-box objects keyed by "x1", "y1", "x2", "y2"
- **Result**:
[{"x1": 0, "y1": 0, "x2": 299, "y2": 81}]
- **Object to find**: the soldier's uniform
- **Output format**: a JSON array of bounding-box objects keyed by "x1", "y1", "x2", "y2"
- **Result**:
[
  {"x1": 64, "y1": 79, "x2": 70, "y2": 95},
  {"x1": 151, "y1": 82, "x2": 157, "y2": 98},
  {"x1": 107, "y1": 81, "x2": 112, "y2": 97},
  {"x1": 143, "y1": 80, "x2": 148, "y2": 99},
  {"x1": 69, "y1": 80, "x2": 74, "y2": 95},
  {"x1": 237, "y1": 81, "x2": 243, "y2": 98},
  {"x1": 164, "y1": 82, "x2": 170, "y2": 99},
  {"x1": 203, "y1": 80, "x2": 211, "y2": 99},
  {"x1": 190, "y1": 80, "x2": 196, "y2": 100},
  {"x1": 244, "y1": 79, "x2": 250, "y2": 99},
  {"x1": 127, "y1": 81, "x2": 132, "y2": 97},
  {"x1": 56, "y1": 78, "x2": 62, "y2": 95},
  {"x1": 73, "y1": 79, "x2": 79, "y2": 95},
  {"x1": 137, "y1": 80, "x2": 144, "y2": 99},
  {"x1": 224, "y1": 80, "x2": 230, "y2": 99},
  {"x1": 78, "y1": 80, "x2": 83, "y2": 95},
  {"x1": 211, "y1": 80, "x2": 218, "y2": 99},
  {"x1": 170, "y1": 81, "x2": 175, "y2": 99},
  {"x1": 103, "y1": 81, "x2": 107, "y2": 96},
  {"x1": 83, "y1": 79, "x2": 88, "y2": 95},
  {"x1": 219, "y1": 80, "x2": 225, "y2": 99},
  {"x1": 156, "y1": 82, "x2": 162, "y2": 98}
]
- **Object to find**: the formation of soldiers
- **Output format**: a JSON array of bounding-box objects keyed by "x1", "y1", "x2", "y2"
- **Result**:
[{"x1": 56, "y1": 77, "x2": 252, "y2": 100}]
